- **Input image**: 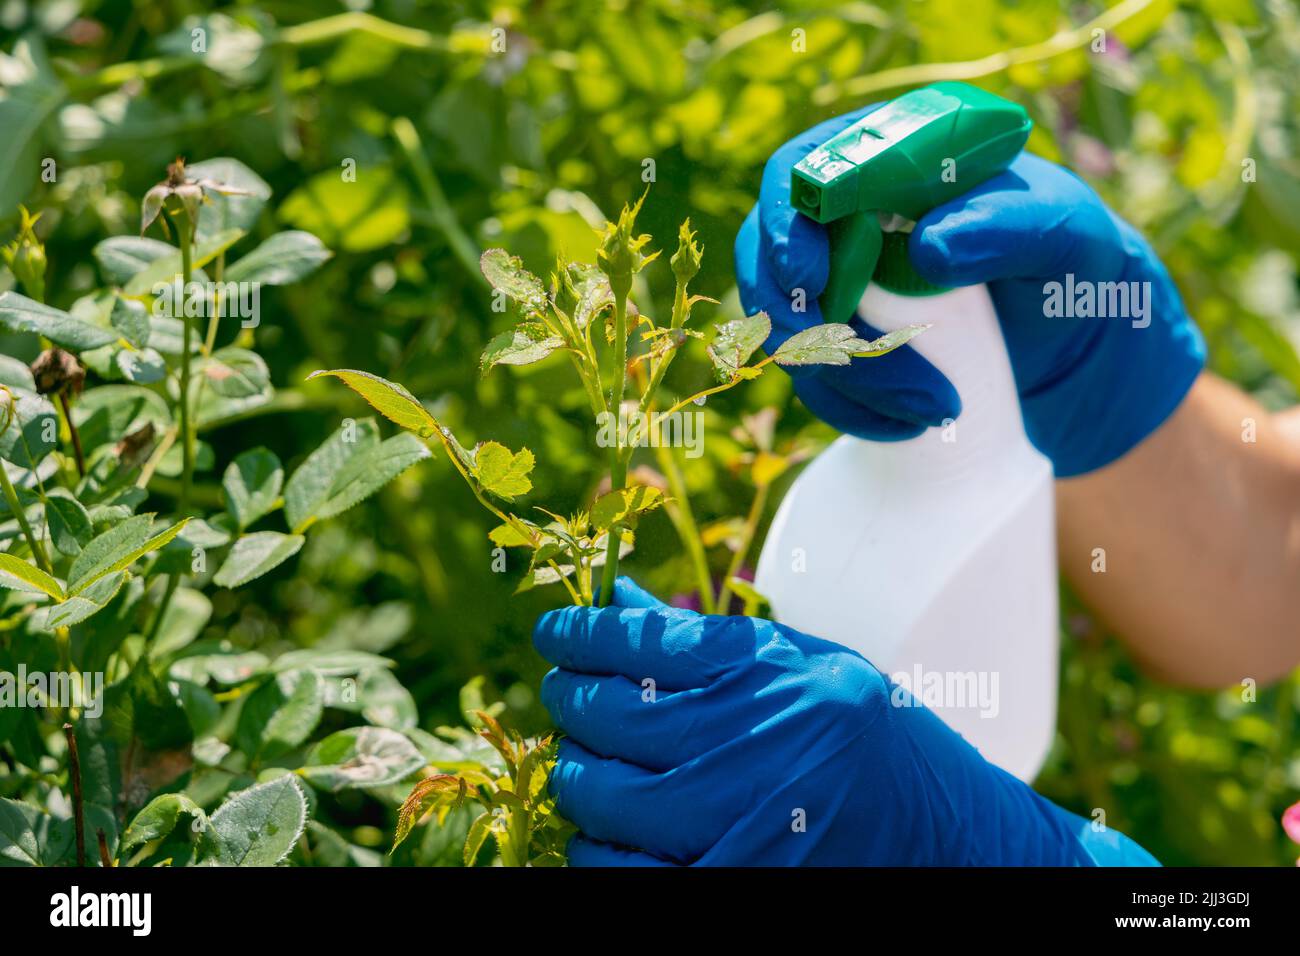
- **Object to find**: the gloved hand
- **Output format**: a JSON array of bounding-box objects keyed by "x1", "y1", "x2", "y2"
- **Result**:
[
  {"x1": 735, "y1": 106, "x2": 1206, "y2": 477},
  {"x1": 534, "y1": 577, "x2": 1159, "y2": 866}
]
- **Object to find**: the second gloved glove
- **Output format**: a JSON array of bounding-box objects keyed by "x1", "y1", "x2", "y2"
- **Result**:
[
  {"x1": 535, "y1": 578, "x2": 1159, "y2": 866},
  {"x1": 735, "y1": 108, "x2": 1206, "y2": 477}
]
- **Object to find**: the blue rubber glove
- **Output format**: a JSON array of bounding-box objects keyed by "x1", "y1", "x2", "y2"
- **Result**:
[
  {"x1": 535, "y1": 578, "x2": 1159, "y2": 866},
  {"x1": 735, "y1": 107, "x2": 1206, "y2": 477}
]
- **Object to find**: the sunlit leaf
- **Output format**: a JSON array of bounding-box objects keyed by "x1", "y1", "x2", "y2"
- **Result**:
[
  {"x1": 0, "y1": 553, "x2": 64, "y2": 601},
  {"x1": 473, "y1": 441, "x2": 534, "y2": 499},
  {"x1": 307, "y1": 369, "x2": 438, "y2": 437}
]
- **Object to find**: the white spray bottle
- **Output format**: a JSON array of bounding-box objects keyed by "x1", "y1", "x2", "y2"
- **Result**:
[{"x1": 754, "y1": 83, "x2": 1058, "y2": 781}]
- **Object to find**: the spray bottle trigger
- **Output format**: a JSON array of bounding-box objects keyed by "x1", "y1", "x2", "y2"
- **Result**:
[{"x1": 821, "y1": 211, "x2": 882, "y2": 324}]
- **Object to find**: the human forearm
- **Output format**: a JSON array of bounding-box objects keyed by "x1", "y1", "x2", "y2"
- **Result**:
[{"x1": 1056, "y1": 372, "x2": 1300, "y2": 686}]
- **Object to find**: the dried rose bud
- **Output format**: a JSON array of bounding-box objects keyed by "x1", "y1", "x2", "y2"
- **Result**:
[
  {"x1": 29, "y1": 348, "x2": 86, "y2": 397},
  {"x1": 141, "y1": 156, "x2": 252, "y2": 236},
  {"x1": 115, "y1": 422, "x2": 156, "y2": 468}
]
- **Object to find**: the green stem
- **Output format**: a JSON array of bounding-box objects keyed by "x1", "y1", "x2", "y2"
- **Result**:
[
  {"x1": 633, "y1": 278, "x2": 690, "y2": 435},
  {"x1": 143, "y1": 572, "x2": 180, "y2": 653},
  {"x1": 548, "y1": 559, "x2": 584, "y2": 606},
  {"x1": 598, "y1": 279, "x2": 632, "y2": 607},
  {"x1": 652, "y1": 442, "x2": 715, "y2": 614},
  {"x1": 0, "y1": 458, "x2": 52, "y2": 575},
  {"x1": 654, "y1": 356, "x2": 776, "y2": 424},
  {"x1": 716, "y1": 482, "x2": 768, "y2": 613},
  {"x1": 814, "y1": 0, "x2": 1154, "y2": 105},
  {"x1": 391, "y1": 117, "x2": 485, "y2": 288},
  {"x1": 175, "y1": 213, "x2": 195, "y2": 512},
  {"x1": 278, "y1": 11, "x2": 447, "y2": 51},
  {"x1": 58, "y1": 393, "x2": 85, "y2": 478},
  {"x1": 203, "y1": 254, "x2": 225, "y2": 355}
]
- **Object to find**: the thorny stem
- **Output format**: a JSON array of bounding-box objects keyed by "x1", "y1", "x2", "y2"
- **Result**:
[
  {"x1": 655, "y1": 356, "x2": 777, "y2": 424},
  {"x1": 63, "y1": 723, "x2": 86, "y2": 867},
  {"x1": 716, "y1": 482, "x2": 769, "y2": 612},
  {"x1": 548, "y1": 559, "x2": 584, "y2": 605},
  {"x1": 633, "y1": 275, "x2": 692, "y2": 438},
  {"x1": 598, "y1": 277, "x2": 633, "y2": 607}
]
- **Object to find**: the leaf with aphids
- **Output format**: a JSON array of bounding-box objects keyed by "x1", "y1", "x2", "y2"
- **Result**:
[
  {"x1": 567, "y1": 262, "x2": 613, "y2": 329},
  {"x1": 708, "y1": 312, "x2": 771, "y2": 380},
  {"x1": 773, "y1": 322, "x2": 929, "y2": 366},
  {"x1": 480, "y1": 322, "x2": 564, "y2": 374},
  {"x1": 480, "y1": 248, "x2": 548, "y2": 311}
]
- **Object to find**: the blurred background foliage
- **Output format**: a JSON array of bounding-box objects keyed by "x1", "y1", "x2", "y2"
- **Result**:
[{"x1": 2, "y1": 0, "x2": 1298, "y2": 865}]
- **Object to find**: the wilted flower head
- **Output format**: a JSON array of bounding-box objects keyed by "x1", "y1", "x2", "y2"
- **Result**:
[
  {"x1": 30, "y1": 348, "x2": 86, "y2": 398},
  {"x1": 2, "y1": 205, "x2": 47, "y2": 302},
  {"x1": 141, "y1": 157, "x2": 249, "y2": 237}
]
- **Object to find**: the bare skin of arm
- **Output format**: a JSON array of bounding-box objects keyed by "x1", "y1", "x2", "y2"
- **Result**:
[{"x1": 1056, "y1": 372, "x2": 1300, "y2": 688}]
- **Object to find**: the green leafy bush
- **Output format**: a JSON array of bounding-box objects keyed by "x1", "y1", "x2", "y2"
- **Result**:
[
  {"x1": 0, "y1": 161, "x2": 437, "y2": 866},
  {"x1": 2, "y1": 0, "x2": 1299, "y2": 867}
]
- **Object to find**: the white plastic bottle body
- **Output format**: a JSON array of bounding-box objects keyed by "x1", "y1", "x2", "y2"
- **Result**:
[{"x1": 754, "y1": 282, "x2": 1059, "y2": 782}]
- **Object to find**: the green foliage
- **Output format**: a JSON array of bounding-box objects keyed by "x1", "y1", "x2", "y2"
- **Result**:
[{"x1": 2, "y1": 0, "x2": 1299, "y2": 868}]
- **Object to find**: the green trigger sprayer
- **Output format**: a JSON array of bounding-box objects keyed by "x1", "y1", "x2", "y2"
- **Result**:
[
  {"x1": 792, "y1": 81, "x2": 1031, "y2": 320},
  {"x1": 756, "y1": 82, "x2": 1060, "y2": 782}
]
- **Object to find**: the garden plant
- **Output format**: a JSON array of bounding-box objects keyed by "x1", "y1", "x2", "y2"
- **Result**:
[
  {"x1": 316, "y1": 193, "x2": 923, "y2": 863},
  {"x1": 1, "y1": 0, "x2": 1299, "y2": 870}
]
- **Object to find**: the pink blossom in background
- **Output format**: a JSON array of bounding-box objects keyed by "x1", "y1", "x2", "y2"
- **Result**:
[{"x1": 1283, "y1": 800, "x2": 1300, "y2": 845}]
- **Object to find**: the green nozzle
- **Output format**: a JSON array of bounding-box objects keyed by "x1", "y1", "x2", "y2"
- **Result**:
[{"x1": 793, "y1": 82, "x2": 1031, "y2": 320}]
